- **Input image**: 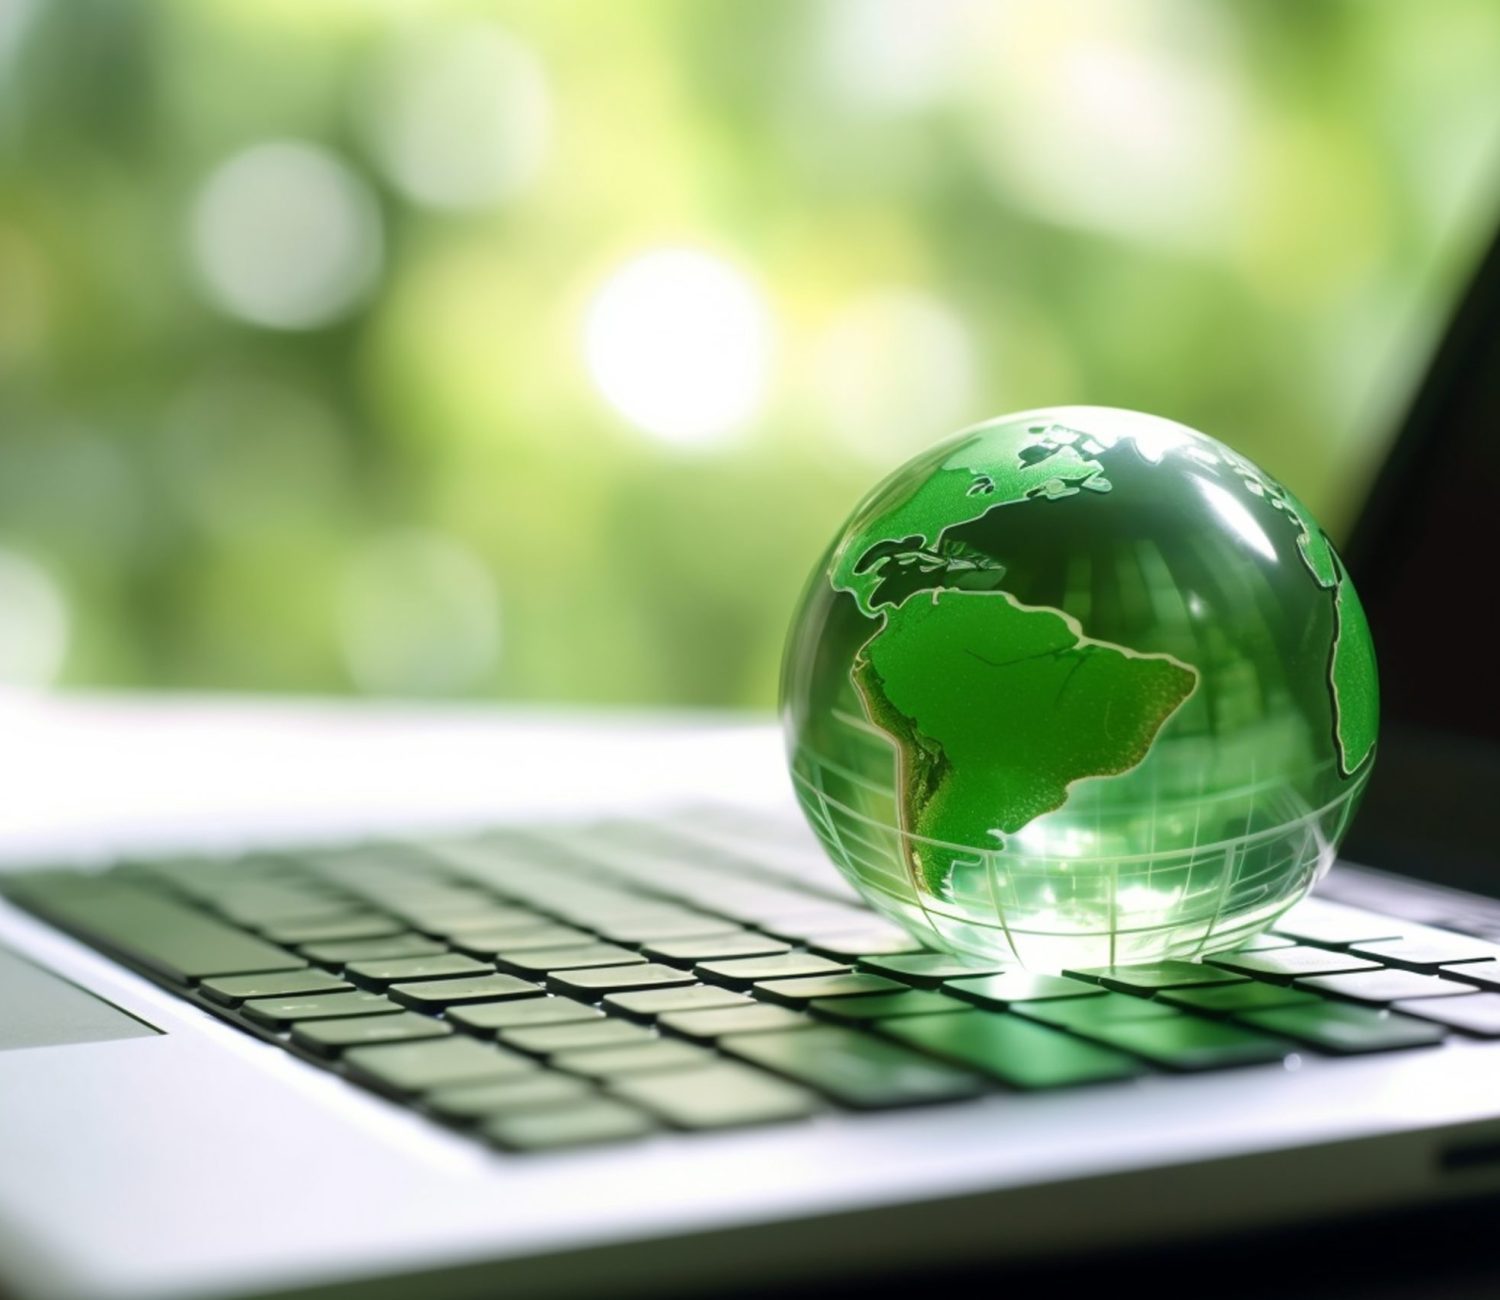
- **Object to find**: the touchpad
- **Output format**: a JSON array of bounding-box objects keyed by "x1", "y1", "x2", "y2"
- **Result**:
[{"x1": 0, "y1": 945, "x2": 161, "y2": 1051}]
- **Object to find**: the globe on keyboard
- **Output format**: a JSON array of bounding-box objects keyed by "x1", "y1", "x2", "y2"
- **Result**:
[{"x1": 781, "y1": 407, "x2": 1380, "y2": 969}]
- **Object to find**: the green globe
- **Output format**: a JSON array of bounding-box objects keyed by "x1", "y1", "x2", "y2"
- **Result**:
[{"x1": 782, "y1": 407, "x2": 1378, "y2": 970}]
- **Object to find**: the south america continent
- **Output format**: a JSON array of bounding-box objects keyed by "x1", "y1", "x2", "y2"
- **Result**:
[{"x1": 853, "y1": 589, "x2": 1199, "y2": 892}]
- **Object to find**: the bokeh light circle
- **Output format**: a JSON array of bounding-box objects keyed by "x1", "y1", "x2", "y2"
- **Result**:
[
  {"x1": 191, "y1": 141, "x2": 383, "y2": 330},
  {"x1": 0, "y1": 548, "x2": 69, "y2": 688},
  {"x1": 361, "y1": 21, "x2": 551, "y2": 212},
  {"x1": 584, "y1": 248, "x2": 773, "y2": 448},
  {"x1": 968, "y1": 2, "x2": 1242, "y2": 246},
  {"x1": 818, "y1": 0, "x2": 973, "y2": 114}
]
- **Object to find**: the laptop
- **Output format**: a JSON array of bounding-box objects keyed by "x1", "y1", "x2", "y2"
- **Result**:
[{"x1": 1, "y1": 222, "x2": 1498, "y2": 1300}]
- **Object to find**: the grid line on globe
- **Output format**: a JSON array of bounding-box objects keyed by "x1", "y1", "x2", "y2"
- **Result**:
[{"x1": 782, "y1": 407, "x2": 1376, "y2": 970}]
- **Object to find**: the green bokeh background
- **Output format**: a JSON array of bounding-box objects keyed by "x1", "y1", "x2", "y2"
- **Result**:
[{"x1": 0, "y1": 0, "x2": 1497, "y2": 706}]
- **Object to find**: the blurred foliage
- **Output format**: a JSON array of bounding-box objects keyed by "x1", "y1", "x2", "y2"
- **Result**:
[{"x1": 0, "y1": 0, "x2": 1497, "y2": 705}]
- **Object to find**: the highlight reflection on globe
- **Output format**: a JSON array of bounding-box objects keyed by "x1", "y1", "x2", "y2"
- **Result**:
[{"x1": 782, "y1": 407, "x2": 1378, "y2": 970}]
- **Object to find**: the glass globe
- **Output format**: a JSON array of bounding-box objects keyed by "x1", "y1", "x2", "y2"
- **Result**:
[{"x1": 782, "y1": 407, "x2": 1378, "y2": 970}]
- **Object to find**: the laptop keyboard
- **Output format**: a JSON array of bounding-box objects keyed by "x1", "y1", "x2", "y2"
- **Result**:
[{"x1": 7, "y1": 808, "x2": 1500, "y2": 1153}]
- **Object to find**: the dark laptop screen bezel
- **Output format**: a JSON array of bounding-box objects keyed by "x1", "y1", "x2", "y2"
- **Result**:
[{"x1": 1339, "y1": 212, "x2": 1500, "y2": 889}]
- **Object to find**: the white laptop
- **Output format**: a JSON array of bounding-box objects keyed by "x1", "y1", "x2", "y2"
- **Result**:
[{"x1": 1, "y1": 225, "x2": 1499, "y2": 1300}]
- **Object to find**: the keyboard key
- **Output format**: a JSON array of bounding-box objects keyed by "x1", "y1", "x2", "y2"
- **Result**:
[
  {"x1": 547, "y1": 963, "x2": 697, "y2": 998},
  {"x1": 260, "y1": 914, "x2": 404, "y2": 945},
  {"x1": 428, "y1": 906, "x2": 550, "y2": 935},
  {"x1": 301, "y1": 934, "x2": 445, "y2": 965},
  {"x1": 753, "y1": 972, "x2": 905, "y2": 1006},
  {"x1": 554, "y1": 1040, "x2": 714, "y2": 1079},
  {"x1": 661, "y1": 1005, "x2": 814, "y2": 1040},
  {"x1": 496, "y1": 944, "x2": 647, "y2": 975},
  {"x1": 1077, "y1": 1017, "x2": 1292, "y2": 1072},
  {"x1": 344, "y1": 1037, "x2": 535, "y2": 1095},
  {"x1": 604, "y1": 985, "x2": 750, "y2": 1021},
  {"x1": 945, "y1": 972, "x2": 1103, "y2": 1007},
  {"x1": 452, "y1": 927, "x2": 594, "y2": 957},
  {"x1": 644, "y1": 933, "x2": 791, "y2": 963},
  {"x1": 858, "y1": 953, "x2": 1010, "y2": 988},
  {"x1": 723, "y1": 1026, "x2": 984, "y2": 1108},
  {"x1": 502, "y1": 1019, "x2": 655, "y2": 1056},
  {"x1": 1271, "y1": 898, "x2": 1408, "y2": 946},
  {"x1": 1348, "y1": 935, "x2": 1500, "y2": 971},
  {"x1": 294, "y1": 1011, "x2": 452, "y2": 1056},
  {"x1": 758, "y1": 908, "x2": 886, "y2": 943},
  {"x1": 427, "y1": 1074, "x2": 595, "y2": 1122},
  {"x1": 1297, "y1": 969, "x2": 1479, "y2": 1005},
  {"x1": 241, "y1": 990, "x2": 399, "y2": 1029},
  {"x1": 589, "y1": 915, "x2": 740, "y2": 944},
  {"x1": 883, "y1": 1010, "x2": 1142, "y2": 1089},
  {"x1": 449, "y1": 997, "x2": 602, "y2": 1035},
  {"x1": 706, "y1": 893, "x2": 854, "y2": 930},
  {"x1": 1239, "y1": 1003, "x2": 1446, "y2": 1054},
  {"x1": 482, "y1": 1100, "x2": 654, "y2": 1151},
  {"x1": 1014, "y1": 992, "x2": 1178, "y2": 1031},
  {"x1": 806, "y1": 929, "x2": 925, "y2": 960},
  {"x1": 386, "y1": 893, "x2": 503, "y2": 929},
  {"x1": 1159, "y1": 983, "x2": 1320, "y2": 1015},
  {"x1": 346, "y1": 954, "x2": 490, "y2": 989},
  {"x1": 195, "y1": 858, "x2": 322, "y2": 882},
  {"x1": 373, "y1": 875, "x2": 484, "y2": 903},
  {"x1": 1209, "y1": 946, "x2": 1381, "y2": 982},
  {"x1": 810, "y1": 991, "x2": 970, "y2": 1023},
  {"x1": 543, "y1": 892, "x2": 672, "y2": 926},
  {"x1": 122, "y1": 857, "x2": 238, "y2": 895},
  {"x1": 695, "y1": 953, "x2": 849, "y2": 989},
  {"x1": 1225, "y1": 932, "x2": 1298, "y2": 953},
  {"x1": 10, "y1": 878, "x2": 307, "y2": 984},
  {"x1": 200, "y1": 969, "x2": 350, "y2": 1006},
  {"x1": 610, "y1": 1062, "x2": 820, "y2": 1130},
  {"x1": 1393, "y1": 993, "x2": 1500, "y2": 1037},
  {"x1": 1437, "y1": 960, "x2": 1500, "y2": 991},
  {"x1": 212, "y1": 886, "x2": 352, "y2": 926},
  {"x1": 389, "y1": 974, "x2": 541, "y2": 1010},
  {"x1": 1074, "y1": 961, "x2": 1247, "y2": 992}
]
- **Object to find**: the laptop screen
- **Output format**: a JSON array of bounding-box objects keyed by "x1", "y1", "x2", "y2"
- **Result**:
[{"x1": 1340, "y1": 216, "x2": 1500, "y2": 891}]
